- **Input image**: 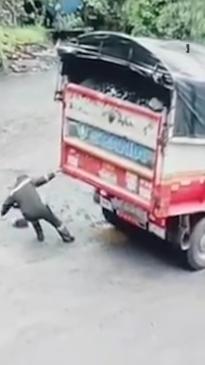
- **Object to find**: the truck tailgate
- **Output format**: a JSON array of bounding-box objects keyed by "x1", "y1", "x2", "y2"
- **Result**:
[{"x1": 61, "y1": 83, "x2": 162, "y2": 211}]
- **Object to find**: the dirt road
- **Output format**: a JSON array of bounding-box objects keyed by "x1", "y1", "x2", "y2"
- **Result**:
[{"x1": 0, "y1": 70, "x2": 204, "y2": 365}]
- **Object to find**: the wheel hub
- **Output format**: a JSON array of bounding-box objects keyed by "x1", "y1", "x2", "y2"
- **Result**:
[{"x1": 199, "y1": 235, "x2": 205, "y2": 253}]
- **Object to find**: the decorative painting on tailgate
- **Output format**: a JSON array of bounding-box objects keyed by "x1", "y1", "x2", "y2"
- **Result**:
[
  {"x1": 65, "y1": 84, "x2": 161, "y2": 150},
  {"x1": 66, "y1": 120, "x2": 155, "y2": 169},
  {"x1": 64, "y1": 84, "x2": 161, "y2": 203}
]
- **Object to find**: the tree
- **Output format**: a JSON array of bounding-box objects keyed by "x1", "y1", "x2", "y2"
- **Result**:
[
  {"x1": 2, "y1": 0, "x2": 205, "y2": 44},
  {"x1": 157, "y1": 1, "x2": 192, "y2": 39},
  {"x1": 0, "y1": 0, "x2": 23, "y2": 25},
  {"x1": 122, "y1": 0, "x2": 167, "y2": 36},
  {"x1": 121, "y1": 0, "x2": 205, "y2": 42}
]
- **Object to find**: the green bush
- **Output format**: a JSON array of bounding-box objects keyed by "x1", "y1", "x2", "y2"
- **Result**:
[
  {"x1": 0, "y1": 25, "x2": 46, "y2": 51},
  {"x1": 0, "y1": 25, "x2": 47, "y2": 68},
  {"x1": 123, "y1": 0, "x2": 205, "y2": 41},
  {"x1": 79, "y1": 0, "x2": 205, "y2": 42}
]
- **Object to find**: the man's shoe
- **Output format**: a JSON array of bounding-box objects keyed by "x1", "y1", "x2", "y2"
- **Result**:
[
  {"x1": 37, "y1": 232, "x2": 45, "y2": 242},
  {"x1": 62, "y1": 235, "x2": 75, "y2": 243},
  {"x1": 13, "y1": 218, "x2": 29, "y2": 228},
  {"x1": 58, "y1": 225, "x2": 74, "y2": 243}
]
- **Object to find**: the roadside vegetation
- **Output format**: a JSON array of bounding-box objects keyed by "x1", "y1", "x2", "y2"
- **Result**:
[
  {"x1": 0, "y1": 25, "x2": 47, "y2": 69},
  {"x1": 1, "y1": 0, "x2": 205, "y2": 69},
  {"x1": 83, "y1": 0, "x2": 205, "y2": 41},
  {"x1": 0, "y1": 25, "x2": 46, "y2": 52},
  {"x1": 0, "y1": 0, "x2": 47, "y2": 69}
]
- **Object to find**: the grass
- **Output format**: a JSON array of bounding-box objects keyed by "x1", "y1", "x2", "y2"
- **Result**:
[{"x1": 0, "y1": 25, "x2": 47, "y2": 68}]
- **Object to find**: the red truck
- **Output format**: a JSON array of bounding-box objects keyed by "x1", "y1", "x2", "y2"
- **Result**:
[{"x1": 56, "y1": 31, "x2": 205, "y2": 270}]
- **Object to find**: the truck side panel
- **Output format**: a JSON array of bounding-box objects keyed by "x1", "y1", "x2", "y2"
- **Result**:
[{"x1": 155, "y1": 139, "x2": 205, "y2": 217}]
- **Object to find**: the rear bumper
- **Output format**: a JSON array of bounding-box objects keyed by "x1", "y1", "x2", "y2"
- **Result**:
[
  {"x1": 98, "y1": 193, "x2": 166, "y2": 239},
  {"x1": 62, "y1": 164, "x2": 151, "y2": 212}
]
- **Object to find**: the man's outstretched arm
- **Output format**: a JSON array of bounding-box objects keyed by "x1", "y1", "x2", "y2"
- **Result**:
[
  {"x1": 31, "y1": 172, "x2": 56, "y2": 188},
  {"x1": 1, "y1": 195, "x2": 15, "y2": 216}
]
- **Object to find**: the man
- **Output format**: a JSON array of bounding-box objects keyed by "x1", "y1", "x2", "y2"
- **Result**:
[
  {"x1": 1, "y1": 172, "x2": 74, "y2": 243},
  {"x1": 23, "y1": 0, "x2": 36, "y2": 24},
  {"x1": 43, "y1": 1, "x2": 55, "y2": 28},
  {"x1": 34, "y1": 0, "x2": 43, "y2": 16}
]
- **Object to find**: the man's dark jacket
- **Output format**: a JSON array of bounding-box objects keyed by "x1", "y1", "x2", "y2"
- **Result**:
[{"x1": 1, "y1": 173, "x2": 55, "y2": 221}]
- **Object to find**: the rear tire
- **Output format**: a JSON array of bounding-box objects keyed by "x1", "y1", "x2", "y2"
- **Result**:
[
  {"x1": 102, "y1": 208, "x2": 119, "y2": 226},
  {"x1": 186, "y1": 217, "x2": 205, "y2": 271},
  {"x1": 102, "y1": 208, "x2": 127, "y2": 230}
]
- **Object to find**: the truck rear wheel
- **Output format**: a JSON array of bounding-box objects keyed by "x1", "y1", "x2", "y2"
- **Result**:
[
  {"x1": 102, "y1": 208, "x2": 124, "y2": 229},
  {"x1": 186, "y1": 217, "x2": 205, "y2": 270},
  {"x1": 102, "y1": 208, "x2": 119, "y2": 226}
]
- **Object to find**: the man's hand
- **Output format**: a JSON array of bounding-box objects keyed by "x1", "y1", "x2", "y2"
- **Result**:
[
  {"x1": 13, "y1": 202, "x2": 20, "y2": 209},
  {"x1": 32, "y1": 172, "x2": 56, "y2": 188},
  {"x1": 47, "y1": 172, "x2": 56, "y2": 181},
  {"x1": 1, "y1": 195, "x2": 14, "y2": 216},
  {"x1": 1, "y1": 204, "x2": 9, "y2": 216}
]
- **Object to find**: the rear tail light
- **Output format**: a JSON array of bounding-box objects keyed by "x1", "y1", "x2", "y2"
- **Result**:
[
  {"x1": 125, "y1": 172, "x2": 138, "y2": 193},
  {"x1": 139, "y1": 179, "x2": 152, "y2": 201},
  {"x1": 67, "y1": 151, "x2": 79, "y2": 167}
]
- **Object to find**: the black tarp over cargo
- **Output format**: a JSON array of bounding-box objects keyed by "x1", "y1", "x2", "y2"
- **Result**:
[{"x1": 58, "y1": 31, "x2": 205, "y2": 138}]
